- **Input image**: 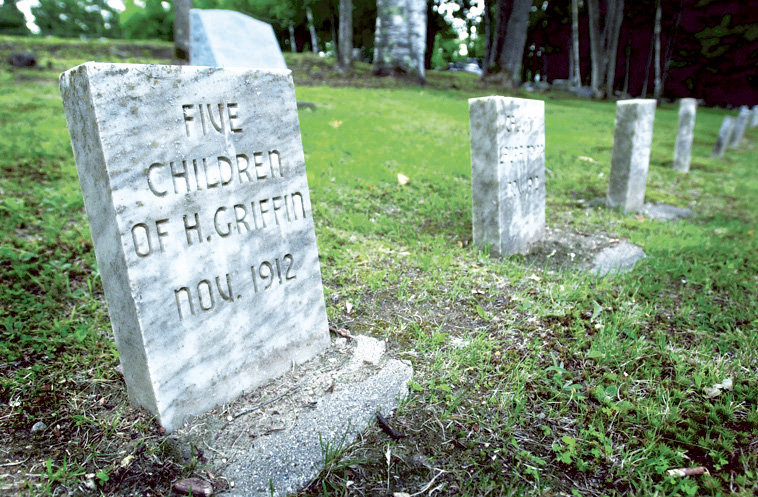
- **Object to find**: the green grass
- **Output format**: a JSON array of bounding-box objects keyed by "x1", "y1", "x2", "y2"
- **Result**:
[{"x1": 1, "y1": 35, "x2": 757, "y2": 496}]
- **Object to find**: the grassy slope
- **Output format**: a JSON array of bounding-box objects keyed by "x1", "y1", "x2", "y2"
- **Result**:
[{"x1": 0, "y1": 35, "x2": 757, "y2": 496}]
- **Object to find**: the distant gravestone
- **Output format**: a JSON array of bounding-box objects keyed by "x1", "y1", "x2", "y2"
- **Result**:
[
  {"x1": 469, "y1": 96, "x2": 545, "y2": 256},
  {"x1": 607, "y1": 99, "x2": 656, "y2": 212},
  {"x1": 751, "y1": 106, "x2": 758, "y2": 128},
  {"x1": 712, "y1": 116, "x2": 734, "y2": 158},
  {"x1": 673, "y1": 98, "x2": 696, "y2": 173},
  {"x1": 190, "y1": 9, "x2": 287, "y2": 69},
  {"x1": 60, "y1": 63, "x2": 329, "y2": 431},
  {"x1": 173, "y1": 0, "x2": 192, "y2": 61},
  {"x1": 729, "y1": 106, "x2": 751, "y2": 147},
  {"x1": 373, "y1": 0, "x2": 426, "y2": 80}
]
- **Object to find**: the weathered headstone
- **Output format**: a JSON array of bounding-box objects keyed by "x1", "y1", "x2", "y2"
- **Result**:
[
  {"x1": 751, "y1": 106, "x2": 758, "y2": 128},
  {"x1": 373, "y1": 0, "x2": 427, "y2": 80},
  {"x1": 729, "y1": 106, "x2": 751, "y2": 147},
  {"x1": 60, "y1": 63, "x2": 329, "y2": 431},
  {"x1": 190, "y1": 9, "x2": 287, "y2": 70},
  {"x1": 607, "y1": 99, "x2": 656, "y2": 212},
  {"x1": 711, "y1": 116, "x2": 734, "y2": 158},
  {"x1": 173, "y1": 0, "x2": 193, "y2": 62},
  {"x1": 469, "y1": 96, "x2": 545, "y2": 256},
  {"x1": 673, "y1": 98, "x2": 697, "y2": 173}
]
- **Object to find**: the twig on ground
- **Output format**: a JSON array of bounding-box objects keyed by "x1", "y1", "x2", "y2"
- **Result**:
[
  {"x1": 329, "y1": 325, "x2": 354, "y2": 339},
  {"x1": 666, "y1": 466, "x2": 709, "y2": 477},
  {"x1": 376, "y1": 411, "x2": 407, "y2": 439},
  {"x1": 232, "y1": 385, "x2": 301, "y2": 419}
]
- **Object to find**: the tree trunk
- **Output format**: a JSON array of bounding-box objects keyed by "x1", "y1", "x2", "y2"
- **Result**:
[
  {"x1": 482, "y1": 0, "x2": 493, "y2": 73},
  {"x1": 306, "y1": 7, "x2": 319, "y2": 54},
  {"x1": 288, "y1": 23, "x2": 297, "y2": 53},
  {"x1": 653, "y1": 0, "x2": 662, "y2": 100},
  {"x1": 496, "y1": 0, "x2": 531, "y2": 87},
  {"x1": 571, "y1": 0, "x2": 580, "y2": 87},
  {"x1": 586, "y1": 0, "x2": 624, "y2": 98},
  {"x1": 338, "y1": 0, "x2": 353, "y2": 72},
  {"x1": 486, "y1": 0, "x2": 512, "y2": 72}
]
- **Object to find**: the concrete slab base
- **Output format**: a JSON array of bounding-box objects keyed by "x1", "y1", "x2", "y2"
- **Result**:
[{"x1": 166, "y1": 335, "x2": 412, "y2": 497}]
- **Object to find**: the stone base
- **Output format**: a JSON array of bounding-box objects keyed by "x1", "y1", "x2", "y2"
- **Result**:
[
  {"x1": 521, "y1": 228, "x2": 646, "y2": 276},
  {"x1": 589, "y1": 198, "x2": 694, "y2": 221},
  {"x1": 166, "y1": 335, "x2": 412, "y2": 497}
]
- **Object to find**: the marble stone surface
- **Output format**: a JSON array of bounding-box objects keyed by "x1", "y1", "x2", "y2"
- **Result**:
[
  {"x1": 373, "y1": 0, "x2": 427, "y2": 80},
  {"x1": 60, "y1": 63, "x2": 329, "y2": 431},
  {"x1": 470, "y1": 96, "x2": 545, "y2": 256},
  {"x1": 711, "y1": 116, "x2": 734, "y2": 158},
  {"x1": 190, "y1": 9, "x2": 287, "y2": 70},
  {"x1": 673, "y1": 98, "x2": 697, "y2": 173},
  {"x1": 751, "y1": 106, "x2": 758, "y2": 128},
  {"x1": 729, "y1": 106, "x2": 751, "y2": 147},
  {"x1": 173, "y1": 0, "x2": 193, "y2": 61},
  {"x1": 607, "y1": 99, "x2": 657, "y2": 213}
]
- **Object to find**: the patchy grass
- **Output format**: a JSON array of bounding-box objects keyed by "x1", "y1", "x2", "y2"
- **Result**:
[{"x1": 1, "y1": 35, "x2": 757, "y2": 496}]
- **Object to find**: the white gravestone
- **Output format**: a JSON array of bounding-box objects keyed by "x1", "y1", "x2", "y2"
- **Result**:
[
  {"x1": 673, "y1": 98, "x2": 696, "y2": 173},
  {"x1": 711, "y1": 116, "x2": 734, "y2": 158},
  {"x1": 373, "y1": 0, "x2": 427, "y2": 80},
  {"x1": 60, "y1": 63, "x2": 329, "y2": 431},
  {"x1": 469, "y1": 96, "x2": 545, "y2": 256},
  {"x1": 751, "y1": 106, "x2": 758, "y2": 128},
  {"x1": 190, "y1": 9, "x2": 287, "y2": 70},
  {"x1": 729, "y1": 106, "x2": 751, "y2": 147},
  {"x1": 607, "y1": 99, "x2": 656, "y2": 213}
]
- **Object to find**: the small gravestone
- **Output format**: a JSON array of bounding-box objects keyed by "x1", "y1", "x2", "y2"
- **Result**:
[
  {"x1": 607, "y1": 99, "x2": 656, "y2": 212},
  {"x1": 60, "y1": 63, "x2": 329, "y2": 431},
  {"x1": 751, "y1": 106, "x2": 758, "y2": 128},
  {"x1": 729, "y1": 106, "x2": 751, "y2": 147},
  {"x1": 673, "y1": 98, "x2": 696, "y2": 173},
  {"x1": 469, "y1": 96, "x2": 545, "y2": 256},
  {"x1": 373, "y1": 0, "x2": 427, "y2": 80},
  {"x1": 173, "y1": 0, "x2": 193, "y2": 61},
  {"x1": 190, "y1": 9, "x2": 287, "y2": 70},
  {"x1": 711, "y1": 116, "x2": 734, "y2": 158}
]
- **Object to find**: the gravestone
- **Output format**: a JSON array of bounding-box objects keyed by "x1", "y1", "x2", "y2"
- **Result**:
[
  {"x1": 60, "y1": 63, "x2": 329, "y2": 431},
  {"x1": 373, "y1": 0, "x2": 427, "y2": 80},
  {"x1": 607, "y1": 99, "x2": 656, "y2": 212},
  {"x1": 711, "y1": 116, "x2": 734, "y2": 158},
  {"x1": 190, "y1": 9, "x2": 287, "y2": 70},
  {"x1": 673, "y1": 98, "x2": 696, "y2": 173},
  {"x1": 729, "y1": 106, "x2": 751, "y2": 147},
  {"x1": 469, "y1": 96, "x2": 545, "y2": 256},
  {"x1": 173, "y1": 0, "x2": 192, "y2": 61},
  {"x1": 751, "y1": 106, "x2": 758, "y2": 128}
]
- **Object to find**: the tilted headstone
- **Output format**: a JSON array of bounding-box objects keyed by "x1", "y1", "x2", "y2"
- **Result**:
[
  {"x1": 373, "y1": 0, "x2": 427, "y2": 80},
  {"x1": 173, "y1": 0, "x2": 192, "y2": 61},
  {"x1": 751, "y1": 106, "x2": 758, "y2": 128},
  {"x1": 729, "y1": 106, "x2": 751, "y2": 147},
  {"x1": 673, "y1": 98, "x2": 697, "y2": 173},
  {"x1": 607, "y1": 99, "x2": 656, "y2": 212},
  {"x1": 190, "y1": 9, "x2": 287, "y2": 70},
  {"x1": 60, "y1": 63, "x2": 329, "y2": 431},
  {"x1": 469, "y1": 96, "x2": 545, "y2": 256},
  {"x1": 711, "y1": 116, "x2": 734, "y2": 158}
]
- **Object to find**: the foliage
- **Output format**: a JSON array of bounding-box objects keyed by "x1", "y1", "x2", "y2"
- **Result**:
[
  {"x1": 119, "y1": 0, "x2": 173, "y2": 41},
  {"x1": 31, "y1": 0, "x2": 122, "y2": 38},
  {"x1": 0, "y1": 0, "x2": 29, "y2": 36}
]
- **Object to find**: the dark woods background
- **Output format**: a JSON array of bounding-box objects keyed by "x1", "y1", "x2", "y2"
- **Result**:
[{"x1": 1, "y1": 0, "x2": 756, "y2": 106}]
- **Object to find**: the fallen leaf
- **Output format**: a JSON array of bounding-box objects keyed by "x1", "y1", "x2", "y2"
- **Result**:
[
  {"x1": 328, "y1": 120, "x2": 342, "y2": 128},
  {"x1": 397, "y1": 173, "x2": 410, "y2": 185},
  {"x1": 635, "y1": 215, "x2": 646, "y2": 222},
  {"x1": 578, "y1": 156, "x2": 597, "y2": 163},
  {"x1": 705, "y1": 378, "x2": 733, "y2": 398},
  {"x1": 528, "y1": 273, "x2": 542, "y2": 282},
  {"x1": 174, "y1": 478, "x2": 214, "y2": 496},
  {"x1": 666, "y1": 466, "x2": 709, "y2": 477},
  {"x1": 120, "y1": 455, "x2": 133, "y2": 468}
]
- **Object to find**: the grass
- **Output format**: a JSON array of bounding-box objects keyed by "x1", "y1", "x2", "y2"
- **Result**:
[{"x1": 1, "y1": 34, "x2": 757, "y2": 496}]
